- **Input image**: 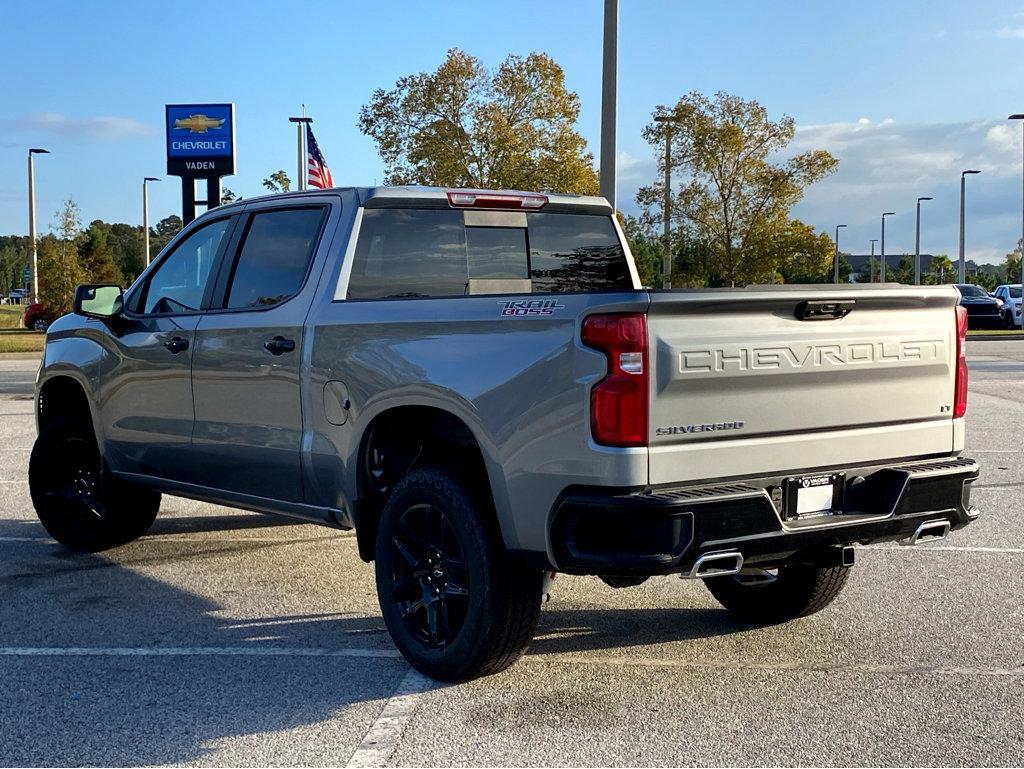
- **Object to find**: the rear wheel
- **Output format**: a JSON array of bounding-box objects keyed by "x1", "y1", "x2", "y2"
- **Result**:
[
  {"x1": 704, "y1": 564, "x2": 850, "y2": 624},
  {"x1": 31, "y1": 317, "x2": 49, "y2": 332},
  {"x1": 29, "y1": 417, "x2": 160, "y2": 551},
  {"x1": 374, "y1": 466, "x2": 543, "y2": 681}
]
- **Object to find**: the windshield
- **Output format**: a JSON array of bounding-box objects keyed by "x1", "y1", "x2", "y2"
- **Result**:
[{"x1": 956, "y1": 284, "x2": 988, "y2": 298}]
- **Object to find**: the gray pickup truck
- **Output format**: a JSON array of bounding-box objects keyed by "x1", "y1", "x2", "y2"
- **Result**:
[{"x1": 31, "y1": 186, "x2": 979, "y2": 680}]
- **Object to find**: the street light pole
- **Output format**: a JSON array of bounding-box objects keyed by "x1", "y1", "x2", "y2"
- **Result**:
[
  {"x1": 869, "y1": 239, "x2": 878, "y2": 283},
  {"x1": 654, "y1": 115, "x2": 681, "y2": 288},
  {"x1": 288, "y1": 116, "x2": 313, "y2": 191},
  {"x1": 880, "y1": 212, "x2": 894, "y2": 283},
  {"x1": 914, "y1": 196, "x2": 932, "y2": 285},
  {"x1": 833, "y1": 224, "x2": 847, "y2": 284},
  {"x1": 959, "y1": 169, "x2": 981, "y2": 283},
  {"x1": 143, "y1": 177, "x2": 160, "y2": 268},
  {"x1": 1010, "y1": 114, "x2": 1024, "y2": 327},
  {"x1": 27, "y1": 148, "x2": 49, "y2": 305},
  {"x1": 599, "y1": 0, "x2": 618, "y2": 208}
]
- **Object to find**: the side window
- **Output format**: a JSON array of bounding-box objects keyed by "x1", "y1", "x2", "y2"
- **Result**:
[
  {"x1": 223, "y1": 207, "x2": 325, "y2": 309},
  {"x1": 141, "y1": 217, "x2": 230, "y2": 314},
  {"x1": 527, "y1": 213, "x2": 632, "y2": 293},
  {"x1": 348, "y1": 209, "x2": 467, "y2": 299}
]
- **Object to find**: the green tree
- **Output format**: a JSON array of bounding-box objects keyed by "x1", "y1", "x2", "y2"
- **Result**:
[
  {"x1": 106, "y1": 223, "x2": 145, "y2": 283},
  {"x1": 39, "y1": 199, "x2": 85, "y2": 315},
  {"x1": 359, "y1": 48, "x2": 598, "y2": 194},
  {"x1": 619, "y1": 215, "x2": 661, "y2": 287},
  {"x1": 221, "y1": 187, "x2": 239, "y2": 204},
  {"x1": 151, "y1": 214, "x2": 183, "y2": 255},
  {"x1": 887, "y1": 254, "x2": 915, "y2": 285},
  {"x1": 637, "y1": 92, "x2": 838, "y2": 286},
  {"x1": 931, "y1": 255, "x2": 954, "y2": 284},
  {"x1": 766, "y1": 219, "x2": 836, "y2": 283},
  {"x1": 1004, "y1": 238, "x2": 1022, "y2": 284},
  {"x1": 263, "y1": 170, "x2": 292, "y2": 193},
  {"x1": 78, "y1": 224, "x2": 123, "y2": 285},
  {"x1": 0, "y1": 246, "x2": 22, "y2": 296}
]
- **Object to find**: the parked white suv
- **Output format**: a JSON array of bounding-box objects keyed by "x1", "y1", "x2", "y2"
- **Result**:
[{"x1": 993, "y1": 284, "x2": 1022, "y2": 328}]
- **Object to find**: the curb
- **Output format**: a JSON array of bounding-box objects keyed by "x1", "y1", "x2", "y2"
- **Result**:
[{"x1": 967, "y1": 333, "x2": 1024, "y2": 341}]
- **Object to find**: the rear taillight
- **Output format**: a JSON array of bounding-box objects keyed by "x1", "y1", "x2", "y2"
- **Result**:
[
  {"x1": 581, "y1": 313, "x2": 648, "y2": 447},
  {"x1": 954, "y1": 305, "x2": 968, "y2": 418}
]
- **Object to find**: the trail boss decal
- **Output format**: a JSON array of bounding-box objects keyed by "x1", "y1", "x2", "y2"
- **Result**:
[{"x1": 498, "y1": 299, "x2": 565, "y2": 317}]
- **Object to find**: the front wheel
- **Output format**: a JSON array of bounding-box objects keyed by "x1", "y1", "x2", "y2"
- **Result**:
[
  {"x1": 704, "y1": 563, "x2": 851, "y2": 624},
  {"x1": 374, "y1": 466, "x2": 543, "y2": 681},
  {"x1": 29, "y1": 417, "x2": 161, "y2": 551}
]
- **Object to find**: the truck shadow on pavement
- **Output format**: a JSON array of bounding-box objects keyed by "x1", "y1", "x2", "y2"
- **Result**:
[
  {"x1": 0, "y1": 517, "x2": 404, "y2": 767},
  {"x1": 0, "y1": 514, "x2": 751, "y2": 766}
]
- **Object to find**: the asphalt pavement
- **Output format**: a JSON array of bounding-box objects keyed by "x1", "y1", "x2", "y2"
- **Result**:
[{"x1": 1, "y1": 341, "x2": 1022, "y2": 767}]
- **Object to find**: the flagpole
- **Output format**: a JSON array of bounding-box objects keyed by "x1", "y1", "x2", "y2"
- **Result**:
[{"x1": 288, "y1": 115, "x2": 312, "y2": 191}]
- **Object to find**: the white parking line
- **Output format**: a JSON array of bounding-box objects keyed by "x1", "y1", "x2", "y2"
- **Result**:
[
  {"x1": 0, "y1": 534, "x2": 352, "y2": 544},
  {"x1": 867, "y1": 544, "x2": 1024, "y2": 554},
  {"x1": 0, "y1": 646, "x2": 402, "y2": 659},
  {"x1": 346, "y1": 667, "x2": 434, "y2": 768},
  {"x1": 529, "y1": 654, "x2": 1024, "y2": 678}
]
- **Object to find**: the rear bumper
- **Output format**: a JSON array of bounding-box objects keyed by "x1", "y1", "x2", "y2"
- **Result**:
[{"x1": 547, "y1": 457, "x2": 979, "y2": 575}]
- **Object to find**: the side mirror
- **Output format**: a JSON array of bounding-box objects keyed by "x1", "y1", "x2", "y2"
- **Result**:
[{"x1": 74, "y1": 284, "x2": 124, "y2": 319}]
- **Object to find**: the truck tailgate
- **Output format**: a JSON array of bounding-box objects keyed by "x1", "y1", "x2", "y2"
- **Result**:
[{"x1": 646, "y1": 286, "x2": 961, "y2": 485}]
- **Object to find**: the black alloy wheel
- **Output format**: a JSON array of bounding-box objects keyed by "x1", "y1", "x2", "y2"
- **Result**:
[
  {"x1": 389, "y1": 502, "x2": 470, "y2": 648},
  {"x1": 30, "y1": 417, "x2": 160, "y2": 551}
]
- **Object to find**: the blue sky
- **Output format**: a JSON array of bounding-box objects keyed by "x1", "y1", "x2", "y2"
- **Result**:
[{"x1": 3, "y1": 0, "x2": 1023, "y2": 264}]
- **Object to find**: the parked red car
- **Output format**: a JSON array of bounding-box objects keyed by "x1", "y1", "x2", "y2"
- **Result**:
[{"x1": 23, "y1": 303, "x2": 53, "y2": 332}]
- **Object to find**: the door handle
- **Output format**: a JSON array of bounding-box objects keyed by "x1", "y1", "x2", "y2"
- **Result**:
[
  {"x1": 163, "y1": 336, "x2": 189, "y2": 354},
  {"x1": 264, "y1": 336, "x2": 296, "y2": 355}
]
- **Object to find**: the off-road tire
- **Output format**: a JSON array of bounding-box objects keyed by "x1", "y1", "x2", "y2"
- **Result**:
[
  {"x1": 29, "y1": 416, "x2": 160, "y2": 551},
  {"x1": 704, "y1": 564, "x2": 851, "y2": 624},
  {"x1": 375, "y1": 466, "x2": 543, "y2": 681}
]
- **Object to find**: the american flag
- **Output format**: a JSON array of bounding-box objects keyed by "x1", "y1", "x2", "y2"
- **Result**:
[{"x1": 306, "y1": 124, "x2": 334, "y2": 189}]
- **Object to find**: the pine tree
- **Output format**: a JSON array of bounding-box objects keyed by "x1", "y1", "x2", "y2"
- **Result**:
[{"x1": 78, "y1": 225, "x2": 124, "y2": 285}]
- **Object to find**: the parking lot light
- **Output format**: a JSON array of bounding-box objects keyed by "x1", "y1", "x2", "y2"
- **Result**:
[
  {"x1": 915, "y1": 197, "x2": 932, "y2": 285},
  {"x1": 1009, "y1": 115, "x2": 1024, "y2": 328},
  {"x1": 834, "y1": 224, "x2": 847, "y2": 284},
  {"x1": 959, "y1": 170, "x2": 981, "y2": 284},
  {"x1": 881, "y1": 212, "x2": 895, "y2": 283}
]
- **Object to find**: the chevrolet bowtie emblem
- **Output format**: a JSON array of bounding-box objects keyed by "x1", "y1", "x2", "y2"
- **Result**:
[{"x1": 173, "y1": 114, "x2": 226, "y2": 133}]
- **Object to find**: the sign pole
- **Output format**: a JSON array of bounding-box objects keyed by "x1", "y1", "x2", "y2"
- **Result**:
[
  {"x1": 289, "y1": 116, "x2": 312, "y2": 191},
  {"x1": 181, "y1": 177, "x2": 197, "y2": 226}
]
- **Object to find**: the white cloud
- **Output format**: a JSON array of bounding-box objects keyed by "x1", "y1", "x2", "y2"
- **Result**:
[
  {"x1": 619, "y1": 117, "x2": 1024, "y2": 265},
  {"x1": 996, "y1": 25, "x2": 1024, "y2": 38},
  {"x1": 7, "y1": 112, "x2": 155, "y2": 140}
]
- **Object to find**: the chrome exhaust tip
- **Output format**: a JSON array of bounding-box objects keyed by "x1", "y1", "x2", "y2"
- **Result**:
[
  {"x1": 901, "y1": 518, "x2": 951, "y2": 546},
  {"x1": 681, "y1": 550, "x2": 744, "y2": 579}
]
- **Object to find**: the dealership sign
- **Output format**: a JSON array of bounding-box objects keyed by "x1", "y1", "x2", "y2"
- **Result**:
[{"x1": 165, "y1": 103, "x2": 235, "y2": 175}]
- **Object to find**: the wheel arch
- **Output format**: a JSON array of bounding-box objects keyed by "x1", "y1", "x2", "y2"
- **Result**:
[
  {"x1": 37, "y1": 373, "x2": 98, "y2": 438},
  {"x1": 350, "y1": 400, "x2": 511, "y2": 562}
]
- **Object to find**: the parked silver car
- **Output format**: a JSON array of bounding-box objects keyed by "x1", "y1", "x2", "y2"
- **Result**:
[{"x1": 993, "y1": 284, "x2": 1022, "y2": 328}]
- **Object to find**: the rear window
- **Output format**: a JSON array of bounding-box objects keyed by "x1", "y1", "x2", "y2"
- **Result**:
[{"x1": 346, "y1": 208, "x2": 631, "y2": 299}]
